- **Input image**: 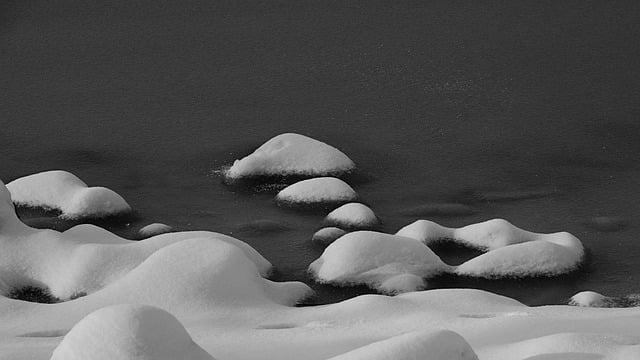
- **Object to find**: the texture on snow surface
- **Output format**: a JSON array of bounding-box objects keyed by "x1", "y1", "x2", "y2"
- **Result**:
[
  {"x1": 51, "y1": 304, "x2": 215, "y2": 360},
  {"x1": 7, "y1": 170, "x2": 131, "y2": 219},
  {"x1": 225, "y1": 133, "x2": 355, "y2": 178},
  {"x1": 327, "y1": 330, "x2": 478, "y2": 360},
  {"x1": 325, "y1": 203, "x2": 378, "y2": 229},
  {"x1": 309, "y1": 231, "x2": 450, "y2": 293},
  {"x1": 397, "y1": 219, "x2": 585, "y2": 278},
  {"x1": 276, "y1": 177, "x2": 357, "y2": 205}
]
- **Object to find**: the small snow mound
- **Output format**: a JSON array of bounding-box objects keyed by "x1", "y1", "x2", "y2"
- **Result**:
[
  {"x1": 326, "y1": 203, "x2": 378, "y2": 229},
  {"x1": 309, "y1": 231, "x2": 449, "y2": 294},
  {"x1": 569, "y1": 291, "x2": 611, "y2": 307},
  {"x1": 50, "y1": 304, "x2": 215, "y2": 360},
  {"x1": 276, "y1": 177, "x2": 357, "y2": 205},
  {"x1": 312, "y1": 227, "x2": 347, "y2": 245},
  {"x1": 139, "y1": 223, "x2": 173, "y2": 238},
  {"x1": 327, "y1": 330, "x2": 478, "y2": 360},
  {"x1": 7, "y1": 170, "x2": 131, "y2": 219},
  {"x1": 379, "y1": 274, "x2": 426, "y2": 294},
  {"x1": 225, "y1": 133, "x2": 355, "y2": 179}
]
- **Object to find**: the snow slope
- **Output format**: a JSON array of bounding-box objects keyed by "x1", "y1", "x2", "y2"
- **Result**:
[
  {"x1": 225, "y1": 133, "x2": 355, "y2": 179},
  {"x1": 7, "y1": 170, "x2": 131, "y2": 219}
]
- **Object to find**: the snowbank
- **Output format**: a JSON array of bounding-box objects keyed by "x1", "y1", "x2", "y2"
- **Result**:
[
  {"x1": 51, "y1": 304, "x2": 215, "y2": 360},
  {"x1": 397, "y1": 219, "x2": 585, "y2": 278},
  {"x1": 325, "y1": 203, "x2": 378, "y2": 229},
  {"x1": 225, "y1": 133, "x2": 355, "y2": 179},
  {"x1": 311, "y1": 227, "x2": 347, "y2": 245},
  {"x1": 139, "y1": 223, "x2": 173, "y2": 238},
  {"x1": 276, "y1": 177, "x2": 357, "y2": 205},
  {"x1": 327, "y1": 330, "x2": 478, "y2": 360},
  {"x1": 309, "y1": 231, "x2": 450, "y2": 293},
  {"x1": 7, "y1": 170, "x2": 131, "y2": 219}
]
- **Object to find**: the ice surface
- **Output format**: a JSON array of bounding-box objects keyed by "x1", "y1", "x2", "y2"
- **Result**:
[
  {"x1": 225, "y1": 133, "x2": 355, "y2": 179},
  {"x1": 7, "y1": 170, "x2": 131, "y2": 219}
]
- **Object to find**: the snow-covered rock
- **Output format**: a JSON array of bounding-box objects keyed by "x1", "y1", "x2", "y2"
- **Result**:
[
  {"x1": 325, "y1": 203, "x2": 378, "y2": 229},
  {"x1": 225, "y1": 133, "x2": 355, "y2": 179},
  {"x1": 139, "y1": 223, "x2": 173, "y2": 238},
  {"x1": 569, "y1": 291, "x2": 613, "y2": 307},
  {"x1": 276, "y1": 177, "x2": 357, "y2": 205},
  {"x1": 309, "y1": 231, "x2": 450, "y2": 294},
  {"x1": 7, "y1": 170, "x2": 131, "y2": 219},
  {"x1": 51, "y1": 304, "x2": 215, "y2": 360},
  {"x1": 311, "y1": 227, "x2": 347, "y2": 245},
  {"x1": 397, "y1": 218, "x2": 585, "y2": 278},
  {"x1": 327, "y1": 330, "x2": 478, "y2": 360}
]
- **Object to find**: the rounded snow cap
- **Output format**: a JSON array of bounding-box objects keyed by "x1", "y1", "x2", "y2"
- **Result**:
[
  {"x1": 51, "y1": 304, "x2": 215, "y2": 360},
  {"x1": 225, "y1": 133, "x2": 355, "y2": 178}
]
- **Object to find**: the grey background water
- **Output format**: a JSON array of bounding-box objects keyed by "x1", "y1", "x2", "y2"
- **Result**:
[{"x1": 2, "y1": 1, "x2": 639, "y2": 305}]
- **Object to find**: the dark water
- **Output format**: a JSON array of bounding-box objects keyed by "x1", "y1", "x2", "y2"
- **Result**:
[{"x1": 2, "y1": 1, "x2": 640, "y2": 306}]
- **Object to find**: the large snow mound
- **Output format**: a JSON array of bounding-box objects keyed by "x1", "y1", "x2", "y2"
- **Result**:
[
  {"x1": 309, "y1": 231, "x2": 450, "y2": 294},
  {"x1": 327, "y1": 330, "x2": 479, "y2": 360},
  {"x1": 276, "y1": 177, "x2": 357, "y2": 205},
  {"x1": 325, "y1": 203, "x2": 378, "y2": 229},
  {"x1": 7, "y1": 170, "x2": 131, "y2": 219},
  {"x1": 0, "y1": 179, "x2": 275, "y2": 301},
  {"x1": 51, "y1": 304, "x2": 215, "y2": 360},
  {"x1": 225, "y1": 133, "x2": 355, "y2": 178},
  {"x1": 397, "y1": 218, "x2": 585, "y2": 278}
]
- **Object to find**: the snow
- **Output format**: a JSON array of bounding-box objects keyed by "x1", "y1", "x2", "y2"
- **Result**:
[
  {"x1": 51, "y1": 304, "x2": 215, "y2": 360},
  {"x1": 225, "y1": 133, "x2": 355, "y2": 179},
  {"x1": 139, "y1": 223, "x2": 173, "y2": 238},
  {"x1": 325, "y1": 203, "x2": 378, "y2": 229},
  {"x1": 397, "y1": 218, "x2": 585, "y2": 278},
  {"x1": 327, "y1": 330, "x2": 479, "y2": 360},
  {"x1": 7, "y1": 170, "x2": 131, "y2": 219},
  {"x1": 312, "y1": 227, "x2": 347, "y2": 245},
  {"x1": 569, "y1": 291, "x2": 611, "y2": 307},
  {"x1": 3, "y1": 179, "x2": 640, "y2": 360},
  {"x1": 276, "y1": 177, "x2": 357, "y2": 205},
  {"x1": 309, "y1": 231, "x2": 450, "y2": 293}
]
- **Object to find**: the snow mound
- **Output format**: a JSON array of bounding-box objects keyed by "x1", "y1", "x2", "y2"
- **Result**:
[
  {"x1": 312, "y1": 227, "x2": 347, "y2": 245},
  {"x1": 225, "y1": 133, "x2": 355, "y2": 179},
  {"x1": 309, "y1": 231, "x2": 450, "y2": 293},
  {"x1": 328, "y1": 330, "x2": 478, "y2": 360},
  {"x1": 397, "y1": 218, "x2": 584, "y2": 278},
  {"x1": 7, "y1": 170, "x2": 131, "y2": 219},
  {"x1": 0, "y1": 179, "x2": 273, "y2": 300},
  {"x1": 569, "y1": 291, "x2": 640, "y2": 308},
  {"x1": 276, "y1": 177, "x2": 357, "y2": 205},
  {"x1": 326, "y1": 203, "x2": 378, "y2": 229},
  {"x1": 139, "y1": 223, "x2": 173, "y2": 238},
  {"x1": 51, "y1": 304, "x2": 215, "y2": 360}
]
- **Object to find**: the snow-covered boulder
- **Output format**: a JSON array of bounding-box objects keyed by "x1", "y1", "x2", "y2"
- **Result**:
[
  {"x1": 325, "y1": 203, "x2": 378, "y2": 229},
  {"x1": 569, "y1": 291, "x2": 613, "y2": 308},
  {"x1": 139, "y1": 223, "x2": 173, "y2": 238},
  {"x1": 225, "y1": 133, "x2": 355, "y2": 179},
  {"x1": 397, "y1": 218, "x2": 585, "y2": 278},
  {"x1": 7, "y1": 170, "x2": 131, "y2": 219},
  {"x1": 51, "y1": 304, "x2": 215, "y2": 360},
  {"x1": 309, "y1": 231, "x2": 450, "y2": 294},
  {"x1": 312, "y1": 227, "x2": 347, "y2": 245},
  {"x1": 276, "y1": 177, "x2": 357, "y2": 205},
  {"x1": 327, "y1": 330, "x2": 478, "y2": 360}
]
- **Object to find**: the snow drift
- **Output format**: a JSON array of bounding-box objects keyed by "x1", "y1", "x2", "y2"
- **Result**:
[
  {"x1": 51, "y1": 304, "x2": 215, "y2": 360},
  {"x1": 7, "y1": 170, "x2": 131, "y2": 219},
  {"x1": 225, "y1": 133, "x2": 355, "y2": 179},
  {"x1": 309, "y1": 231, "x2": 450, "y2": 293}
]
